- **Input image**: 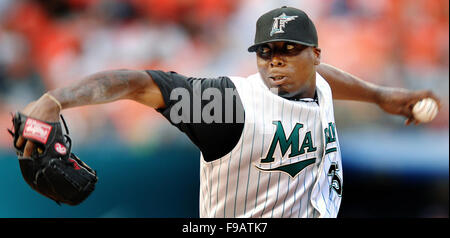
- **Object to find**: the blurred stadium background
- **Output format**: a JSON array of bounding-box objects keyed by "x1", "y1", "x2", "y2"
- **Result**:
[{"x1": 0, "y1": 0, "x2": 447, "y2": 218}]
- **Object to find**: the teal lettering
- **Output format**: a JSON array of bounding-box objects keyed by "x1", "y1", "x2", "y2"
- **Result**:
[
  {"x1": 262, "y1": 121, "x2": 303, "y2": 163},
  {"x1": 299, "y1": 131, "x2": 317, "y2": 154},
  {"x1": 324, "y1": 122, "x2": 336, "y2": 145}
]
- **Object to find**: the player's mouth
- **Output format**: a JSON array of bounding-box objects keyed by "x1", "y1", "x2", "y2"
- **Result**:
[{"x1": 269, "y1": 75, "x2": 287, "y2": 86}]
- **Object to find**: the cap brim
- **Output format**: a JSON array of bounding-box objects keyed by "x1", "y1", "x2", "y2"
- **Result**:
[{"x1": 247, "y1": 39, "x2": 317, "y2": 52}]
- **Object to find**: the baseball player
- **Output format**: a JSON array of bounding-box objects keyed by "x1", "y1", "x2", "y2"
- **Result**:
[{"x1": 13, "y1": 6, "x2": 441, "y2": 217}]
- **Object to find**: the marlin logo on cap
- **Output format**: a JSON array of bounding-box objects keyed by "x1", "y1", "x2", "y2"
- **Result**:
[{"x1": 270, "y1": 13, "x2": 298, "y2": 36}]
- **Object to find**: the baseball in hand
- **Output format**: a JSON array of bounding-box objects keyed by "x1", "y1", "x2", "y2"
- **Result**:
[{"x1": 412, "y1": 98, "x2": 439, "y2": 123}]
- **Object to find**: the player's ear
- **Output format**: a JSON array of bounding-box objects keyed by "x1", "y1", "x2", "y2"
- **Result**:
[{"x1": 313, "y1": 47, "x2": 321, "y2": 65}]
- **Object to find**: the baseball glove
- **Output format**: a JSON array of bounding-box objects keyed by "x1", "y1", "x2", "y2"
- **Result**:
[{"x1": 8, "y1": 112, "x2": 98, "y2": 205}]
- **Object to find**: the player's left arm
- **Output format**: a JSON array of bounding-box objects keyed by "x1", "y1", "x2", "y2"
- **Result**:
[{"x1": 317, "y1": 63, "x2": 442, "y2": 125}]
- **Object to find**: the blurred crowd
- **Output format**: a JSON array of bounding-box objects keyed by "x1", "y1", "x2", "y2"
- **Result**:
[{"x1": 0, "y1": 0, "x2": 448, "y2": 148}]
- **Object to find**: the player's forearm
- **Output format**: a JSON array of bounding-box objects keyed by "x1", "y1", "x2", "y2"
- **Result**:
[
  {"x1": 317, "y1": 63, "x2": 386, "y2": 104},
  {"x1": 49, "y1": 70, "x2": 161, "y2": 110}
]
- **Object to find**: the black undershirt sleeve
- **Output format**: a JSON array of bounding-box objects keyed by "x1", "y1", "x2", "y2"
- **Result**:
[{"x1": 146, "y1": 70, "x2": 245, "y2": 162}]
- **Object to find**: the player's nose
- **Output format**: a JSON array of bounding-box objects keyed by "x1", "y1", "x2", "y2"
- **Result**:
[{"x1": 270, "y1": 55, "x2": 285, "y2": 67}]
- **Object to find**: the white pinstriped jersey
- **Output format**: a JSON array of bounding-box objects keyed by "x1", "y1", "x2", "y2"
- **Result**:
[{"x1": 199, "y1": 72, "x2": 343, "y2": 218}]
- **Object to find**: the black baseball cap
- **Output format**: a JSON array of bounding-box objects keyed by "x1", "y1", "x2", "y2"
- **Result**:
[{"x1": 248, "y1": 6, "x2": 318, "y2": 52}]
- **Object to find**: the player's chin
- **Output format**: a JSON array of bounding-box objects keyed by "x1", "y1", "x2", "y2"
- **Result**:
[
  {"x1": 264, "y1": 79, "x2": 296, "y2": 94},
  {"x1": 276, "y1": 91, "x2": 288, "y2": 98},
  {"x1": 277, "y1": 88, "x2": 297, "y2": 97}
]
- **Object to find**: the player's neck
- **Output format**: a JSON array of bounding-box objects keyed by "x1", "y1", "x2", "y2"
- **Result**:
[{"x1": 280, "y1": 88, "x2": 317, "y2": 102}]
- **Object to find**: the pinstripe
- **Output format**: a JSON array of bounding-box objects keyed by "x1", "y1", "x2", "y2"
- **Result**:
[
  {"x1": 260, "y1": 160, "x2": 272, "y2": 218},
  {"x1": 309, "y1": 107, "x2": 319, "y2": 217},
  {"x1": 251, "y1": 87, "x2": 265, "y2": 218},
  {"x1": 233, "y1": 118, "x2": 246, "y2": 217},
  {"x1": 213, "y1": 158, "x2": 223, "y2": 218},
  {"x1": 319, "y1": 152, "x2": 332, "y2": 213},
  {"x1": 223, "y1": 152, "x2": 233, "y2": 217},
  {"x1": 290, "y1": 174, "x2": 300, "y2": 217},
  {"x1": 297, "y1": 167, "x2": 306, "y2": 217},
  {"x1": 301, "y1": 107, "x2": 311, "y2": 217},
  {"x1": 317, "y1": 170, "x2": 331, "y2": 217},
  {"x1": 209, "y1": 163, "x2": 213, "y2": 215},
  {"x1": 290, "y1": 104, "x2": 303, "y2": 217},
  {"x1": 201, "y1": 164, "x2": 208, "y2": 216},
  {"x1": 310, "y1": 163, "x2": 316, "y2": 217},
  {"x1": 260, "y1": 94, "x2": 275, "y2": 217},
  {"x1": 300, "y1": 166, "x2": 309, "y2": 218},
  {"x1": 243, "y1": 84, "x2": 256, "y2": 215},
  {"x1": 270, "y1": 100, "x2": 285, "y2": 218},
  {"x1": 281, "y1": 103, "x2": 295, "y2": 217},
  {"x1": 270, "y1": 166, "x2": 281, "y2": 217}
]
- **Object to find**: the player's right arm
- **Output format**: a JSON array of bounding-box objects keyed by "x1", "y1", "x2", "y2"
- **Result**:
[
  {"x1": 21, "y1": 69, "x2": 164, "y2": 121},
  {"x1": 53, "y1": 70, "x2": 165, "y2": 110},
  {"x1": 16, "y1": 69, "x2": 164, "y2": 156}
]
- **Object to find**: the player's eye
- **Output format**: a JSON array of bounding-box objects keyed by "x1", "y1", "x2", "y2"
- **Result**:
[
  {"x1": 261, "y1": 46, "x2": 270, "y2": 53},
  {"x1": 286, "y1": 44, "x2": 295, "y2": 50},
  {"x1": 283, "y1": 43, "x2": 308, "y2": 56},
  {"x1": 257, "y1": 45, "x2": 272, "y2": 59}
]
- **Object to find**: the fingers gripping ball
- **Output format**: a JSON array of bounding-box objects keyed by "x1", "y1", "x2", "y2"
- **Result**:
[
  {"x1": 8, "y1": 112, "x2": 98, "y2": 205},
  {"x1": 412, "y1": 98, "x2": 439, "y2": 123}
]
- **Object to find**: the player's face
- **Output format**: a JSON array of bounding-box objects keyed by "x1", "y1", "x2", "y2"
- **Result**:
[{"x1": 256, "y1": 41, "x2": 321, "y2": 98}]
